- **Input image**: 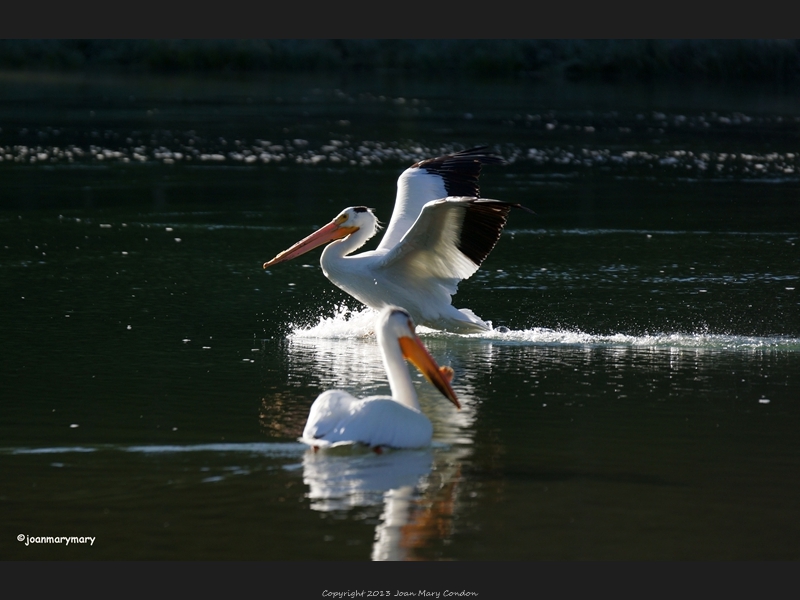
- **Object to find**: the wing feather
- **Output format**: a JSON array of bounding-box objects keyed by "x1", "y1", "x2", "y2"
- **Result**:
[
  {"x1": 376, "y1": 197, "x2": 518, "y2": 292},
  {"x1": 377, "y1": 146, "x2": 504, "y2": 252}
]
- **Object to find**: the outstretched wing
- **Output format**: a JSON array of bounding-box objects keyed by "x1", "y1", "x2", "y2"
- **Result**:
[
  {"x1": 376, "y1": 147, "x2": 505, "y2": 252},
  {"x1": 376, "y1": 197, "x2": 522, "y2": 296}
]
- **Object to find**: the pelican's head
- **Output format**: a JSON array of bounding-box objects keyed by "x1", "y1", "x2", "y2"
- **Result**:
[
  {"x1": 378, "y1": 306, "x2": 461, "y2": 410},
  {"x1": 263, "y1": 206, "x2": 378, "y2": 269}
]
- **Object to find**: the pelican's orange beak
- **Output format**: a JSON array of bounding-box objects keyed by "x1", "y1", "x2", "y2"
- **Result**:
[
  {"x1": 262, "y1": 218, "x2": 359, "y2": 269},
  {"x1": 399, "y1": 335, "x2": 461, "y2": 410}
]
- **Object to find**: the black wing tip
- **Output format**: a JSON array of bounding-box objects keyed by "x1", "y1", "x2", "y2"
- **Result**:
[
  {"x1": 411, "y1": 146, "x2": 506, "y2": 169},
  {"x1": 462, "y1": 197, "x2": 536, "y2": 216},
  {"x1": 503, "y1": 201, "x2": 536, "y2": 216},
  {"x1": 411, "y1": 146, "x2": 505, "y2": 198},
  {"x1": 453, "y1": 198, "x2": 535, "y2": 266},
  {"x1": 456, "y1": 200, "x2": 511, "y2": 267},
  {"x1": 454, "y1": 146, "x2": 507, "y2": 165}
]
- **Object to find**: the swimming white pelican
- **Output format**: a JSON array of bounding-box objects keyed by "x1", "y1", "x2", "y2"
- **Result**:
[
  {"x1": 300, "y1": 306, "x2": 460, "y2": 450},
  {"x1": 263, "y1": 147, "x2": 531, "y2": 333}
]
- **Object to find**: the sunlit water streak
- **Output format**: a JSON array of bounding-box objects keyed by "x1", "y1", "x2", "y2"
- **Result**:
[
  {"x1": 4, "y1": 443, "x2": 307, "y2": 456},
  {"x1": 3, "y1": 128, "x2": 799, "y2": 181}
]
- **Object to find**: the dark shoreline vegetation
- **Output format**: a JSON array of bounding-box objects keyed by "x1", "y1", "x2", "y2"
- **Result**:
[{"x1": 2, "y1": 39, "x2": 800, "y2": 82}]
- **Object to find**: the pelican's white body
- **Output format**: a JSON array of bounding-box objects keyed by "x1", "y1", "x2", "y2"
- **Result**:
[
  {"x1": 301, "y1": 391, "x2": 433, "y2": 449},
  {"x1": 300, "y1": 306, "x2": 457, "y2": 449},
  {"x1": 319, "y1": 198, "x2": 490, "y2": 333}
]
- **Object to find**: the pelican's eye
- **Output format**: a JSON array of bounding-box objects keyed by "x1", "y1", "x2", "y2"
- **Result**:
[{"x1": 334, "y1": 214, "x2": 349, "y2": 225}]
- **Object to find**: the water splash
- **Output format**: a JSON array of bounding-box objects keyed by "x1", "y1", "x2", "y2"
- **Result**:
[
  {"x1": 289, "y1": 304, "x2": 379, "y2": 339},
  {"x1": 287, "y1": 305, "x2": 800, "y2": 351},
  {"x1": 444, "y1": 328, "x2": 800, "y2": 351}
]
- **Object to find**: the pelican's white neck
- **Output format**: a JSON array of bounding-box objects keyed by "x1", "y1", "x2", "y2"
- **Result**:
[
  {"x1": 320, "y1": 221, "x2": 376, "y2": 262},
  {"x1": 377, "y1": 329, "x2": 420, "y2": 412}
]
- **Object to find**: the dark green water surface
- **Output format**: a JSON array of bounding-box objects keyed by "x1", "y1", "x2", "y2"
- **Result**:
[{"x1": 1, "y1": 72, "x2": 799, "y2": 560}]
